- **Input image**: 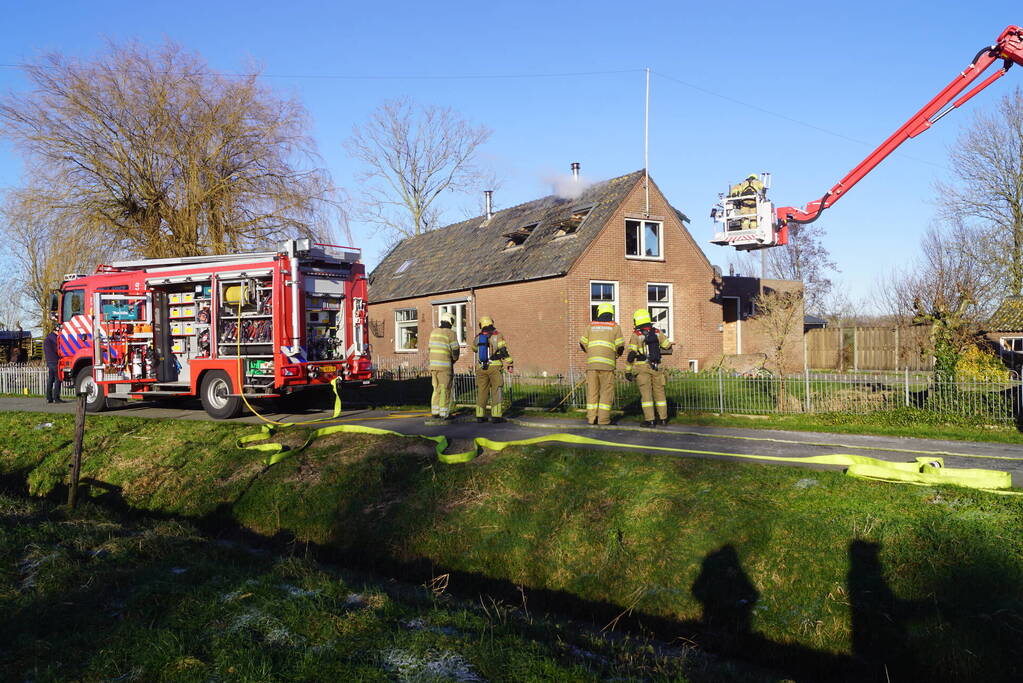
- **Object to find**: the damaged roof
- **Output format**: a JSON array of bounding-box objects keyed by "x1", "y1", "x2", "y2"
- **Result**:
[
  {"x1": 988, "y1": 296, "x2": 1023, "y2": 332},
  {"x1": 369, "y1": 170, "x2": 685, "y2": 303}
]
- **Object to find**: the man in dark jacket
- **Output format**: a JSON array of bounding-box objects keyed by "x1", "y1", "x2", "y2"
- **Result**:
[{"x1": 43, "y1": 329, "x2": 63, "y2": 403}]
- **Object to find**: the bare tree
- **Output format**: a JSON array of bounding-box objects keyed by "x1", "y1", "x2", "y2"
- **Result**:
[
  {"x1": 345, "y1": 98, "x2": 493, "y2": 240},
  {"x1": 0, "y1": 41, "x2": 337, "y2": 258},
  {"x1": 938, "y1": 87, "x2": 1023, "y2": 296},
  {"x1": 727, "y1": 223, "x2": 838, "y2": 314},
  {"x1": 752, "y1": 287, "x2": 805, "y2": 377},
  {"x1": 1, "y1": 187, "x2": 114, "y2": 330},
  {"x1": 873, "y1": 223, "x2": 993, "y2": 325}
]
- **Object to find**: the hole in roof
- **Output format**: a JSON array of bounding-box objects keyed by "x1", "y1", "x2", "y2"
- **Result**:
[
  {"x1": 394, "y1": 259, "x2": 413, "y2": 275},
  {"x1": 554, "y1": 207, "x2": 592, "y2": 236},
  {"x1": 503, "y1": 223, "x2": 538, "y2": 249}
]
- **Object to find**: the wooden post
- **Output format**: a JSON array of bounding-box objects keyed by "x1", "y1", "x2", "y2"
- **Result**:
[{"x1": 67, "y1": 391, "x2": 86, "y2": 508}]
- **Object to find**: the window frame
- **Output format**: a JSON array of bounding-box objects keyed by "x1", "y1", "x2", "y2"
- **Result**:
[
  {"x1": 436, "y1": 302, "x2": 468, "y2": 346},
  {"x1": 625, "y1": 219, "x2": 664, "y2": 260},
  {"x1": 1000, "y1": 336, "x2": 1023, "y2": 353},
  {"x1": 589, "y1": 280, "x2": 619, "y2": 321},
  {"x1": 61, "y1": 289, "x2": 85, "y2": 323},
  {"x1": 394, "y1": 259, "x2": 413, "y2": 276},
  {"x1": 688, "y1": 359, "x2": 699, "y2": 372},
  {"x1": 646, "y1": 282, "x2": 673, "y2": 340},
  {"x1": 394, "y1": 308, "x2": 419, "y2": 352}
]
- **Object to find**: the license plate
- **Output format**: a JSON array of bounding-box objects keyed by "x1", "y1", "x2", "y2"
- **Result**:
[{"x1": 319, "y1": 365, "x2": 336, "y2": 373}]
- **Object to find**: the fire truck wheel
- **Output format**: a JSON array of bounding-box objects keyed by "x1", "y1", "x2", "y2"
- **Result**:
[
  {"x1": 75, "y1": 366, "x2": 108, "y2": 413},
  {"x1": 200, "y1": 370, "x2": 244, "y2": 420}
]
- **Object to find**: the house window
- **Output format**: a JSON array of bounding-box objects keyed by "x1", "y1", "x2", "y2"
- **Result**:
[
  {"x1": 625, "y1": 219, "x2": 662, "y2": 258},
  {"x1": 437, "y1": 302, "x2": 467, "y2": 345},
  {"x1": 647, "y1": 283, "x2": 673, "y2": 339},
  {"x1": 590, "y1": 280, "x2": 618, "y2": 320},
  {"x1": 504, "y1": 223, "x2": 538, "y2": 248},
  {"x1": 688, "y1": 360, "x2": 699, "y2": 372},
  {"x1": 395, "y1": 259, "x2": 413, "y2": 275},
  {"x1": 554, "y1": 208, "x2": 591, "y2": 237},
  {"x1": 394, "y1": 308, "x2": 418, "y2": 351},
  {"x1": 1001, "y1": 337, "x2": 1023, "y2": 353}
]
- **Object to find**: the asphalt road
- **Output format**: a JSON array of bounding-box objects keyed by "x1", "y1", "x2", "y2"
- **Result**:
[{"x1": 4, "y1": 396, "x2": 1023, "y2": 486}]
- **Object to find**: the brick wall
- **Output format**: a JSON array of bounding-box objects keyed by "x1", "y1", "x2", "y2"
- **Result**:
[{"x1": 720, "y1": 276, "x2": 805, "y2": 372}]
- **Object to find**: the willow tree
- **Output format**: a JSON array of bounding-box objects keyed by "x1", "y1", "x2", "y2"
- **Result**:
[{"x1": 0, "y1": 41, "x2": 337, "y2": 258}]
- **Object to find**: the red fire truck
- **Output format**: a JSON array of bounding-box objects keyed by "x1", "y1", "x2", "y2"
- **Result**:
[{"x1": 50, "y1": 239, "x2": 372, "y2": 418}]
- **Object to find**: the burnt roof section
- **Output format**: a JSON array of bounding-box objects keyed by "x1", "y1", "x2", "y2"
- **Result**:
[
  {"x1": 369, "y1": 170, "x2": 669, "y2": 303},
  {"x1": 988, "y1": 296, "x2": 1023, "y2": 332}
]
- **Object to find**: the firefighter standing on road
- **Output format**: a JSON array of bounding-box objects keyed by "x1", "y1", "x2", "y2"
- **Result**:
[
  {"x1": 471, "y1": 316, "x2": 514, "y2": 423},
  {"x1": 625, "y1": 308, "x2": 673, "y2": 427},
  {"x1": 579, "y1": 302, "x2": 624, "y2": 425},
  {"x1": 428, "y1": 311, "x2": 460, "y2": 420}
]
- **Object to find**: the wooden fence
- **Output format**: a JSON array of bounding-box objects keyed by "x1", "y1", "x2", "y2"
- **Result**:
[{"x1": 804, "y1": 327, "x2": 934, "y2": 371}]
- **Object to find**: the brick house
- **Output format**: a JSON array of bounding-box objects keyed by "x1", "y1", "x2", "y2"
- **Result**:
[
  {"x1": 367, "y1": 169, "x2": 804, "y2": 374},
  {"x1": 985, "y1": 296, "x2": 1023, "y2": 372}
]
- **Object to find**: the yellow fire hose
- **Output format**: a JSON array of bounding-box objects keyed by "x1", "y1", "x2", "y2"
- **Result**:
[{"x1": 226, "y1": 297, "x2": 1021, "y2": 496}]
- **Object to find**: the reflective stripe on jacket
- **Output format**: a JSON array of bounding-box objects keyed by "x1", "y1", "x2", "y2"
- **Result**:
[
  {"x1": 579, "y1": 321, "x2": 624, "y2": 369},
  {"x1": 429, "y1": 327, "x2": 460, "y2": 368},
  {"x1": 625, "y1": 327, "x2": 672, "y2": 372}
]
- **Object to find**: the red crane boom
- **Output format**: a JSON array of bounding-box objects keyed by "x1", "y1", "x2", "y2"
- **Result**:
[{"x1": 774, "y1": 25, "x2": 1023, "y2": 240}]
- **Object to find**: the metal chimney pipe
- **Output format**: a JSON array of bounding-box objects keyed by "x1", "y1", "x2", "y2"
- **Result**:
[
  {"x1": 571, "y1": 162, "x2": 580, "y2": 181},
  {"x1": 484, "y1": 190, "x2": 493, "y2": 220}
]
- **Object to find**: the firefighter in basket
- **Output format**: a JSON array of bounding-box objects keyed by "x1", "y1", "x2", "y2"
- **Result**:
[
  {"x1": 429, "y1": 311, "x2": 461, "y2": 420},
  {"x1": 471, "y1": 315, "x2": 513, "y2": 423},
  {"x1": 579, "y1": 302, "x2": 624, "y2": 425},
  {"x1": 727, "y1": 173, "x2": 764, "y2": 231},
  {"x1": 625, "y1": 308, "x2": 673, "y2": 427}
]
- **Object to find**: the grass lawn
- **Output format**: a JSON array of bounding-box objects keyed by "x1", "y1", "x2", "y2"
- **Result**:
[
  {"x1": 2, "y1": 410, "x2": 1023, "y2": 681},
  {"x1": 1, "y1": 492, "x2": 783, "y2": 682}
]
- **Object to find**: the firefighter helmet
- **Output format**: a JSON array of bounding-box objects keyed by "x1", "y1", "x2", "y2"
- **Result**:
[
  {"x1": 478, "y1": 315, "x2": 494, "y2": 329},
  {"x1": 595, "y1": 302, "x2": 615, "y2": 318},
  {"x1": 440, "y1": 311, "x2": 455, "y2": 326},
  {"x1": 633, "y1": 308, "x2": 652, "y2": 326},
  {"x1": 747, "y1": 173, "x2": 758, "y2": 180}
]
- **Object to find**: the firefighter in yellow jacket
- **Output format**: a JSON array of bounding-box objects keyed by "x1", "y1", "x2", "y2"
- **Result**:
[
  {"x1": 428, "y1": 311, "x2": 460, "y2": 420},
  {"x1": 471, "y1": 316, "x2": 513, "y2": 423},
  {"x1": 625, "y1": 308, "x2": 673, "y2": 427},
  {"x1": 579, "y1": 302, "x2": 624, "y2": 425},
  {"x1": 727, "y1": 173, "x2": 764, "y2": 231}
]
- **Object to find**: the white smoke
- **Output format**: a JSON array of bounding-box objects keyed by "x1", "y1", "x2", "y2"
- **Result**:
[{"x1": 545, "y1": 172, "x2": 595, "y2": 200}]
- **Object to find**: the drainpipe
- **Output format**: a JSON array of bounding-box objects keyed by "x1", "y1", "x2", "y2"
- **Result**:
[{"x1": 484, "y1": 191, "x2": 493, "y2": 221}]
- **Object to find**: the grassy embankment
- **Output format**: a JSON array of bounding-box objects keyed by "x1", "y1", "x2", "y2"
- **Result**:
[
  {"x1": 2, "y1": 410, "x2": 1023, "y2": 681},
  {"x1": 1, "y1": 492, "x2": 782, "y2": 682}
]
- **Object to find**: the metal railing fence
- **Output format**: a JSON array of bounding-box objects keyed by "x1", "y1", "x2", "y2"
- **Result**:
[
  {"x1": 0, "y1": 363, "x2": 75, "y2": 398},
  {"x1": 371, "y1": 363, "x2": 1023, "y2": 423},
  {"x1": 5, "y1": 360, "x2": 1019, "y2": 423}
]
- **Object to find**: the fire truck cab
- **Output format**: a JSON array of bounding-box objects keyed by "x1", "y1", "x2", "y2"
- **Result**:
[{"x1": 49, "y1": 239, "x2": 372, "y2": 418}]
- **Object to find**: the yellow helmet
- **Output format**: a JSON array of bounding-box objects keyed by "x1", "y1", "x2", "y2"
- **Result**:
[
  {"x1": 478, "y1": 315, "x2": 493, "y2": 328},
  {"x1": 440, "y1": 311, "x2": 455, "y2": 326},
  {"x1": 595, "y1": 302, "x2": 615, "y2": 318},
  {"x1": 747, "y1": 173, "x2": 758, "y2": 180},
  {"x1": 633, "y1": 308, "x2": 652, "y2": 326}
]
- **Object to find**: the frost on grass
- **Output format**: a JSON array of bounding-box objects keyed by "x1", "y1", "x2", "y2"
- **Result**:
[
  {"x1": 229, "y1": 609, "x2": 305, "y2": 647},
  {"x1": 279, "y1": 583, "x2": 320, "y2": 598},
  {"x1": 382, "y1": 648, "x2": 484, "y2": 682},
  {"x1": 18, "y1": 545, "x2": 64, "y2": 590},
  {"x1": 401, "y1": 617, "x2": 460, "y2": 637}
]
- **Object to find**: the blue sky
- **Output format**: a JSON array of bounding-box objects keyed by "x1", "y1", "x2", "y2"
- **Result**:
[{"x1": 1, "y1": 1, "x2": 1019, "y2": 308}]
